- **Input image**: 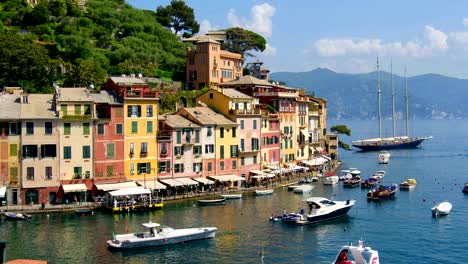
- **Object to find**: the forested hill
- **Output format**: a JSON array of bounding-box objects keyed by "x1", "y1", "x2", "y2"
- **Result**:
[
  {"x1": 0, "y1": 0, "x2": 187, "y2": 93},
  {"x1": 271, "y1": 68, "x2": 468, "y2": 120}
]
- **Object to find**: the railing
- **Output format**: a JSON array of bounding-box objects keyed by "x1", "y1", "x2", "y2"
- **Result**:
[
  {"x1": 229, "y1": 109, "x2": 261, "y2": 115},
  {"x1": 124, "y1": 90, "x2": 159, "y2": 99}
]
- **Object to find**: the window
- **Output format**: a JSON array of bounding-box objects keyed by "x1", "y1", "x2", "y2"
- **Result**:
[
  {"x1": 97, "y1": 124, "x2": 104, "y2": 135},
  {"x1": 253, "y1": 120, "x2": 257, "y2": 129},
  {"x1": 219, "y1": 161, "x2": 225, "y2": 171},
  {"x1": 230, "y1": 145, "x2": 238, "y2": 158},
  {"x1": 137, "y1": 162, "x2": 150, "y2": 174},
  {"x1": 9, "y1": 122, "x2": 18, "y2": 135},
  {"x1": 240, "y1": 157, "x2": 245, "y2": 166},
  {"x1": 185, "y1": 130, "x2": 191, "y2": 143},
  {"x1": 146, "y1": 105, "x2": 153, "y2": 117},
  {"x1": 253, "y1": 155, "x2": 257, "y2": 164},
  {"x1": 116, "y1": 124, "x2": 123, "y2": 135},
  {"x1": 130, "y1": 143, "x2": 135, "y2": 154},
  {"x1": 64, "y1": 146, "x2": 71, "y2": 159},
  {"x1": 84, "y1": 104, "x2": 91, "y2": 115},
  {"x1": 240, "y1": 139, "x2": 245, "y2": 151},
  {"x1": 220, "y1": 127, "x2": 224, "y2": 138},
  {"x1": 74, "y1": 167, "x2": 82, "y2": 179},
  {"x1": 40, "y1": 144, "x2": 56, "y2": 158},
  {"x1": 61, "y1": 104, "x2": 67, "y2": 115},
  {"x1": 176, "y1": 131, "x2": 182, "y2": 144},
  {"x1": 195, "y1": 130, "x2": 200, "y2": 143},
  {"x1": 174, "y1": 164, "x2": 184, "y2": 173},
  {"x1": 161, "y1": 143, "x2": 168, "y2": 155},
  {"x1": 98, "y1": 172, "x2": 103, "y2": 178},
  {"x1": 130, "y1": 163, "x2": 135, "y2": 175},
  {"x1": 10, "y1": 167, "x2": 17, "y2": 181},
  {"x1": 74, "y1": 104, "x2": 81, "y2": 115},
  {"x1": 64, "y1": 123, "x2": 71, "y2": 135},
  {"x1": 45, "y1": 122, "x2": 53, "y2": 134},
  {"x1": 207, "y1": 127, "x2": 213, "y2": 136},
  {"x1": 83, "y1": 146, "x2": 90, "y2": 159},
  {"x1": 85, "y1": 171, "x2": 90, "y2": 179},
  {"x1": 116, "y1": 107, "x2": 123, "y2": 117},
  {"x1": 158, "y1": 161, "x2": 170, "y2": 173},
  {"x1": 232, "y1": 127, "x2": 236, "y2": 138},
  {"x1": 193, "y1": 163, "x2": 202, "y2": 172},
  {"x1": 107, "y1": 166, "x2": 114, "y2": 177},
  {"x1": 252, "y1": 138, "x2": 259, "y2": 151},
  {"x1": 232, "y1": 160, "x2": 237, "y2": 169},
  {"x1": 140, "y1": 142, "x2": 148, "y2": 154},
  {"x1": 22, "y1": 145, "x2": 38, "y2": 158},
  {"x1": 207, "y1": 162, "x2": 213, "y2": 171},
  {"x1": 127, "y1": 105, "x2": 141, "y2": 117},
  {"x1": 194, "y1": 145, "x2": 202, "y2": 155},
  {"x1": 220, "y1": 145, "x2": 224, "y2": 159},
  {"x1": 106, "y1": 144, "x2": 115, "y2": 158},
  {"x1": 45, "y1": 167, "x2": 52, "y2": 180},
  {"x1": 83, "y1": 123, "x2": 90, "y2": 135},
  {"x1": 147, "y1": 121, "x2": 153, "y2": 133},
  {"x1": 26, "y1": 167, "x2": 34, "y2": 180},
  {"x1": 174, "y1": 146, "x2": 183, "y2": 156},
  {"x1": 240, "y1": 120, "x2": 244, "y2": 129},
  {"x1": 209, "y1": 93, "x2": 213, "y2": 99},
  {"x1": 131, "y1": 121, "x2": 138, "y2": 133},
  {"x1": 205, "y1": 144, "x2": 214, "y2": 153},
  {"x1": 9, "y1": 144, "x2": 17, "y2": 156}
]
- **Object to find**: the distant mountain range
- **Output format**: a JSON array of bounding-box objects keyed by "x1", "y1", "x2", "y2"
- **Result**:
[{"x1": 270, "y1": 68, "x2": 468, "y2": 120}]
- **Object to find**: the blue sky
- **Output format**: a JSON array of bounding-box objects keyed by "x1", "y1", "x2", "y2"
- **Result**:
[{"x1": 127, "y1": 0, "x2": 468, "y2": 78}]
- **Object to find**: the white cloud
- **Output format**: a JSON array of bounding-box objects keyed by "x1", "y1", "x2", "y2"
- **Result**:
[
  {"x1": 199, "y1": 19, "x2": 215, "y2": 34},
  {"x1": 263, "y1": 44, "x2": 277, "y2": 56},
  {"x1": 463, "y1": 18, "x2": 468, "y2": 26},
  {"x1": 450, "y1": 31, "x2": 468, "y2": 45},
  {"x1": 313, "y1": 25, "x2": 448, "y2": 58},
  {"x1": 227, "y1": 3, "x2": 276, "y2": 37}
]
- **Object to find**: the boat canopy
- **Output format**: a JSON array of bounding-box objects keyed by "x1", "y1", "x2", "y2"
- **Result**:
[
  {"x1": 61, "y1": 183, "x2": 88, "y2": 193},
  {"x1": 108, "y1": 186, "x2": 151, "y2": 197},
  {"x1": 94, "y1": 181, "x2": 138, "y2": 191},
  {"x1": 142, "y1": 222, "x2": 160, "y2": 228}
]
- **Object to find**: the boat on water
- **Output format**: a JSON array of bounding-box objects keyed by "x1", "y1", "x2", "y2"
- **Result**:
[
  {"x1": 370, "y1": 170, "x2": 386, "y2": 180},
  {"x1": 378, "y1": 150, "x2": 390, "y2": 164},
  {"x1": 293, "y1": 185, "x2": 314, "y2": 194},
  {"x1": 323, "y1": 175, "x2": 340, "y2": 185},
  {"x1": 287, "y1": 185, "x2": 301, "y2": 191},
  {"x1": 255, "y1": 189, "x2": 274, "y2": 196},
  {"x1": 107, "y1": 221, "x2": 217, "y2": 249},
  {"x1": 221, "y1": 193, "x2": 242, "y2": 199},
  {"x1": 432, "y1": 201, "x2": 452, "y2": 217},
  {"x1": 295, "y1": 197, "x2": 356, "y2": 225},
  {"x1": 343, "y1": 176, "x2": 361, "y2": 188},
  {"x1": 75, "y1": 209, "x2": 94, "y2": 216},
  {"x1": 462, "y1": 183, "x2": 468, "y2": 194},
  {"x1": 367, "y1": 184, "x2": 398, "y2": 200},
  {"x1": 339, "y1": 169, "x2": 352, "y2": 181},
  {"x1": 333, "y1": 240, "x2": 380, "y2": 264},
  {"x1": 352, "y1": 60, "x2": 431, "y2": 151},
  {"x1": 399, "y1": 179, "x2": 417, "y2": 190},
  {"x1": 3, "y1": 212, "x2": 32, "y2": 220},
  {"x1": 197, "y1": 198, "x2": 226, "y2": 206},
  {"x1": 360, "y1": 177, "x2": 381, "y2": 189}
]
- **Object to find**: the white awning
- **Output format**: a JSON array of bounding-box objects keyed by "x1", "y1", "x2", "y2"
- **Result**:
[
  {"x1": 250, "y1": 170, "x2": 265, "y2": 175},
  {"x1": 62, "y1": 184, "x2": 88, "y2": 193},
  {"x1": 301, "y1": 129, "x2": 310, "y2": 137},
  {"x1": 174, "y1": 177, "x2": 199, "y2": 186},
  {"x1": 0, "y1": 186, "x2": 6, "y2": 198},
  {"x1": 159, "y1": 179, "x2": 185, "y2": 187},
  {"x1": 208, "y1": 175, "x2": 245, "y2": 182},
  {"x1": 108, "y1": 186, "x2": 151, "y2": 197},
  {"x1": 94, "y1": 181, "x2": 138, "y2": 191},
  {"x1": 193, "y1": 177, "x2": 214, "y2": 185},
  {"x1": 137, "y1": 180, "x2": 167, "y2": 190}
]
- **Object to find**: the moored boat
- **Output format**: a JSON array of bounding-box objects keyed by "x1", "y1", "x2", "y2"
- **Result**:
[
  {"x1": 296, "y1": 197, "x2": 355, "y2": 225},
  {"x1": 367, "y1": 184, "x2": 398, "y2": 200},
  {"x1": 361, "y1": 177, "x2": 381, "y2": 189},
  {"x1": 371, "y1": 170, "x2": 386, "y2": 180},
  {"x1": 107, "y1": 221, "x2": 217, "y2": 249},
  {"x1": 378, "y1": 150, "x2": 390, "y2": 164},
  {"x1": 462, "y1": 183, "x2": 468, "y2": 194},
  {"x1": 221, "y1": 193, "x2": 242, "y2": 199},
  {"x1": 197, "y1": 197, "x2": 226, "y2": 206},
  {"x1": 3, "y1": 212, "x2": 31, "y2": 220},
  {"x1": 431, "y1": 201, "x2": 452, "y2": 217},
  {"x1": 255, "y1": 189, "x2": 274, "y2": 196},
  {"x1": 399, "y1": 179, "x2": 417, "y2": 190},
  {"x1": 343, "y1": 176, "x2": 361, "y2": 188},
  {"x1": 293, "y1": 185, "x2": 314, "y2": 194},
  {"x1": 339, "y1": 170, "x2": 351, "y2": 181},
  {"x1": 323, "y1": 176, "x2": 339, "y2": 185},
  {"x1": 333, "y1": 240, "x2": 379, "y2": 264}
]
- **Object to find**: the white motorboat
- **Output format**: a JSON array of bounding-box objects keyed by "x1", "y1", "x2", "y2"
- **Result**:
[
  {"x1": 333, "y1": 240, "x2": 379, "y2": 264},
  {"x1": 339, "y1": 170, "x2": 351, "y2": 181},
  {"x1": 399, "y1": 179, "x2": 417, "y2": 190},
  {"x1": 107, "y1": 222, "x2": 217, "y2": 249},
  {"x1": 370, "y1": 170, "x2": 386, "y2": 180},
  {"x1": 296, "y1": 197, "x2": 356, "y2": 225},
  {"x1": 378, "y1": 150, "x2": 391, "y2": 164},
  {"x1": 255, "y1": 189, "x2": 274, "y2": 196},
  {"x1": 221, "y1": 193, "x2": 242, "y2": 199},
  {"x1": 293, "y1": 185, "x2": 314, "y2": 194},
  {"x1": 323, "y1": 176, "x2": 339, "y2": 185},
  {"x1": 431, "y1": 201, "x2": 452, "y2": 217},
  {"x1": 287, "y1": 185, "x2": 301, "y2": 191}
]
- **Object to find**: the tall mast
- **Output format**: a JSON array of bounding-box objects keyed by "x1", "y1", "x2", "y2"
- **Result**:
[
  {"x1": 391, "y1": 60, "x2": 395, "y2": 139},
  {"x1": 405, "y1": 66, "x2": 409, "y2": 137},
  {"x1": 377, "y1": 58, "x2": 382, "y2": 140}
]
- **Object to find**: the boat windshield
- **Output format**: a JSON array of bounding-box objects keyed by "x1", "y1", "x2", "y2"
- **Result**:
[{"x1": 319, "y1": 200, "x2": 336, "y2": 206}]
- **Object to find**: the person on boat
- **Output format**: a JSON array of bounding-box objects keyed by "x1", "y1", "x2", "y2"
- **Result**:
[
  {"x1": 282, "y1": 208, "x2": 287, "y2": 216},
  {"x1": 335, "y1": 249, "x2": 352, "y2": 264}
]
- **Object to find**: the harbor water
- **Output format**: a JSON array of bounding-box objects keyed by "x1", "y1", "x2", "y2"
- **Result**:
[{"x1": 1, "y1": 119, "x2": 467, "y2": 263}]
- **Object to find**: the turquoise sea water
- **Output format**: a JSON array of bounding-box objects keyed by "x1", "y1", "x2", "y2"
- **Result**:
[{"x1": 1, "y1": 119, "x2": 467, "y2": 263}]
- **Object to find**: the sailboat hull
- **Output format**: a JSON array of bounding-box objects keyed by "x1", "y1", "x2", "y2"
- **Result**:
[{"x1": 352, "y1": 138, "x2": 426, "y2": 151}]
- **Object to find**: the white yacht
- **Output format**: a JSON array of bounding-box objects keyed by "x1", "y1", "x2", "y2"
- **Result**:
[
  {"x1": 378, "y1": 150, "x2": 391, "y2": 164},
  {"x1": 333, "y1": 240, "x2": 379, "y2": 264},
  {"x1": 107, "y1": 222, "x2": 217, "y2": 249},
  {"x1": 323, "y1": 175, "x2": 340, "y2": 185},
  {"x1": 297, "y1": 197, "x2": 355, "y2": 225}
]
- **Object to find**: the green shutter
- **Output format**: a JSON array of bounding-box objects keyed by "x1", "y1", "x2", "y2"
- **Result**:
[
  {"x1": 131, "y1": 121, "x2": 138, "y2": 133},
  {"x1": 9, "y1": 144, "x2": 17, "y2": 156},
  {"x1": 83, "y1": 123, "x2": 90, "y2": 135},
  {"x1": 147, "y1": 121, "x2": 153, "y2": 133},
  {"x1": 61, "y1": 104, "x2": 67, "y2": 115},
  {"x1": 116, "y1": 124, "x2": 123, "y2": 135},
  {"x1": 107, "y1": 144, "x2": 115, "y2": 158},
  {"x1": 74, "y1": 104, "x2": 81, "y2": 115},
  {"x1": 137, "y1": 163, "x2": 142, "y2": 174},
  {"x1": 64, "y1": 123, "x2": 71, "y2": 135},
  {"x1": 147, "y1": 162, "x2": 151, "y2": 173}
]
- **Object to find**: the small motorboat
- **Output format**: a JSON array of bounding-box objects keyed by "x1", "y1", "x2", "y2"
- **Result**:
[
  {"x1": 287, "y1": 185, "x2": 301, "y2": 191},
  {"x1": 367, "y1": 184, "x2": 398, "y2": 200},
  {"x1": 343, "y1": 176, "x2": 361, "y2": 188},
  {"x1": 107, "y1": 221, "x2": 217, "y2": 249},
  {"x1": 361, "y1": 177, "x2": 381, "y2": 189},
  {"x1": 75, "y1": 209, "x2": 94, "y2": 216},
  {"x1": 378, "y1": 150, "x2": 391, "y2": 164},
  {"x1": 339, "y1": 170, "x2": 351, "y2": 181},
  {"x1": 3, "y1": 212, "x2": 32, "y2": 220},
  {"x1": 221, "y1": 193, "x2": 242, "y2": 199},
  {"x1": 432, "y1": 201, "x2": 452, "y2": 217},
  {"x1": 333, "y1": 240, "x2": 379, "y2": 264},
  {"x1": 462, "y1": 183, "x2": 468, "y2": 194},
  {"x1": 255, "y1": 189, "x2": 274, "y2": 196},
  {"x1": 399, "y1": 179, "x2": 417, "y2": 190},
  {"x1": 371, "y1": 170, "x2": 386, "y2": 180},
  {"x1": 297, "y1": 197, "x2": 356, "y2": 225},
  {"x1": 197, "y1": 197, "x2": 226, "y2": 206},
  {"x1": 323, "y1": 176, "x2": 339, "y2": 185},
  {"x1": 293, "y1": 185, "x2": 314, "y2": 194}
]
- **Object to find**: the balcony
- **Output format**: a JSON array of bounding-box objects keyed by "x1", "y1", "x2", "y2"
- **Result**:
[
  {"x1": 140, "y1": 150, "x2": 148, "y2": 157},
  {"x1": 124, "y1": 90, "x2": 159, "y2": 99},
  {"x1": 309, "y1": 110, "x2": 319, "y2": 116},
  {"x1": 229, "y1": 108, "x2": 261, "y2": 116},
  {"x1": 239, "y1": 148, "x2": 260, "y2": 153},
  {"x1": 183, "y1": 137, "x2": 195, "y2": 146},
  {"x1": 62, "y1": 114, "x2": 92, "y2": 121}
]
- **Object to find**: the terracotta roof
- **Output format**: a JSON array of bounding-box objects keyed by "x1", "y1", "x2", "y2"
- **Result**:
[
  {"x1": 162, "y1": 115, "x2": 200, "y2": 128},
  {"x1": 181, "y1": 107, "x2": 236, "y2": 126},
  {"x1": 20, "y1": 94, "x2": 56, "y2": 119},
  {"x1": 56, "y1": 88, "x2": 93, "y2": 102}
]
